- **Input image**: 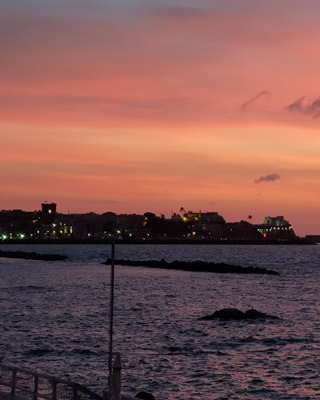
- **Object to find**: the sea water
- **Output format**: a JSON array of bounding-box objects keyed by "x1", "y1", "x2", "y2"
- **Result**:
[{"x1": 1, "y1": 244, "x2": 320, "y2": 399}]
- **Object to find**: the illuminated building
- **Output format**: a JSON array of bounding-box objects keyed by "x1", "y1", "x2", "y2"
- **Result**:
[
  {"x1": 257, "y1": 216, "x2": 296, "y2": 240},
  {"x1": 41, "y1": 202, "x2": 57, "y2": 225}
]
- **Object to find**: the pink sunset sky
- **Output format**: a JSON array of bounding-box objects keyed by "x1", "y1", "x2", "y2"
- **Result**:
[{"x1": 1, "y1": 0, "x2": 319, "y2": 235}]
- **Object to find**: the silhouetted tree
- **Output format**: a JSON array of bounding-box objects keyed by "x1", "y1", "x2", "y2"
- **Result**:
[{"x1": 179, "y1": 207, "x2": 186, "y2": 215}]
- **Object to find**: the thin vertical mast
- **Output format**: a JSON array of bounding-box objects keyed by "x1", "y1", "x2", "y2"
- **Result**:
[{"x1": 108, "y1": 241, "x2": 115, "y2": 398}]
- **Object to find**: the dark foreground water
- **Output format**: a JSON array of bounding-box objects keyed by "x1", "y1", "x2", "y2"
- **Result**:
[{"x1": 1, "y1": 244, "x2": 320, "y2": 399}]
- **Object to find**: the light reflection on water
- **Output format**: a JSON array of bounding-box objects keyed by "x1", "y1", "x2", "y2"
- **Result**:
[{"x1": 1, "y1": 244, "x2": 320, "y2": 399}]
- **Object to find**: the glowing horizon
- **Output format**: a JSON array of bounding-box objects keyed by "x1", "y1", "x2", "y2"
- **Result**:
[{"x1": 1, "y1": 1, "x2": 319, "y2": 235}]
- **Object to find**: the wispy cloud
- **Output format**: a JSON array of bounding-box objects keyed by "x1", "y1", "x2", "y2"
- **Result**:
[
  {"x1": 254, "y1": 173, "x2": 280, "y2": 183},
  {"x1": 286, "y1": 96, "x2": 320, "y2": 118},
  {"x1": 241, "y1": 90, "x2": 269, "y2": 111}
]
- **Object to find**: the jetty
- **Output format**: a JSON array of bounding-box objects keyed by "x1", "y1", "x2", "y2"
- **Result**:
[
  {"x1": 0, "y1": 251, "x2": 67, "y2": 261},
  {"x1": 103, "y1": 258, "x2": 279, "y2": 275}
]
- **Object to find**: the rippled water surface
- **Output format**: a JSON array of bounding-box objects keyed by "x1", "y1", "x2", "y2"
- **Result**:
[{"x1": 1, "y1": 244, "x2": 320, "y2": 399}]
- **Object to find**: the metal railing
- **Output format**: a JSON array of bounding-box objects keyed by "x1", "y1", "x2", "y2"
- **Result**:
[{"x1": 0, "y1": 364, "x2": 103, "y2": 400}]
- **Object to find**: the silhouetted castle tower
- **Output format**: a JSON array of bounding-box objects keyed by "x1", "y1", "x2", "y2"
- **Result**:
[{"x1": 41, "y1": 202, "x2": 57, "y2": 224}]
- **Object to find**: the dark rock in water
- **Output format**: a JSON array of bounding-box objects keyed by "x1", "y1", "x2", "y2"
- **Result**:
[
  {"x1": 199, "y1": 308, "x2": 279, "y2": 321},
  {"x1": 199, "y1": 308, "x2": 245, "y2": 320},
  {"x1": 0, "y1": 250, "x2": 67, "y2": 261},
  {"x1": 135, "y1": 392, "x2": 155, "y2": 400},
  {"x1": 103, "y1": 258, "x2": 279, "y2": 276},
  {"x1": 244, "y1": 308, "x2": 280, "y2": 320}
]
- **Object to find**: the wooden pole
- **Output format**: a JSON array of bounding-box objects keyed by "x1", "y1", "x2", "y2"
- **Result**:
[{"x1": 108, "y1": 241, "x2": 115, "y2": 399}]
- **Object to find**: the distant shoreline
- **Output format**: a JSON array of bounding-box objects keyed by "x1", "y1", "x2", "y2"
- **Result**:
[{"x1": 0, "y1": 238, "x2": 316, "y2": 245}]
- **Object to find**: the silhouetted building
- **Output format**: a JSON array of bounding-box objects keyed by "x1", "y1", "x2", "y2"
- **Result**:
[
  {"x1": 263, "y1": 216, "x2": 290, "y2": 227},
  {"x1": 223, "y1": 221, "x2": 262, "y2": 241},
  {"x1": 0, "y1": 204, "x2": 302, "y2": 243},
  {"x1": 41, "y1": 203, "x2": 57, "y2": 224},
  {"x1": 305, "y1": 235, "x2": 320, "y2": 243},
  {"x1": 257, "y1": 215, "x2": 296, "y2": 241}
]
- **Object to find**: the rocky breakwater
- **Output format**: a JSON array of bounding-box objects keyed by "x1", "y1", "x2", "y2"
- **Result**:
[
  {"x1": 0, "y1": 250, "x2": 67, "y2": 261},
  {"x1": 103, "y1": 259, "x2": 279, "y2": 275}
]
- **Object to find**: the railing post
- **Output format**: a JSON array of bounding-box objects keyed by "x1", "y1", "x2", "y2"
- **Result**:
[
  {"x1": 33, "y1": 375, "x2": 39, "y2": 400},
  {"x1": 0, "y1": 365, "x2": 103, "y2": 400},
  {"x1": 111, "y1": 353, "x2": 121, "y2": 400},
  {"x1": 10, "y1": 368, "x2": 16, "y2": 396}
]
